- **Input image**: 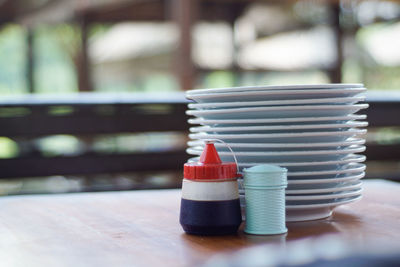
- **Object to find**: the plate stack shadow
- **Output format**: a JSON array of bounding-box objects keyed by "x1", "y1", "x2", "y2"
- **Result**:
[{"x1": 185, "y1": 84, "x2": 368, "y2": 222}]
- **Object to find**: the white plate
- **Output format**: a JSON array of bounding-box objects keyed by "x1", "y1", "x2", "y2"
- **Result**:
[
  {"x1": 237, "y1": 172, "x2": 364, "y2": 186},
  {"x1": 187, "y1": 88, "x2": 366, "y2": 103},
  {"x1": 188, "y1": 96, "x2": 365, "y2": 109},
  {"x1": 188, "y1": 114, "x2": 367, "y2": 126},
  {"x1": 188, "y1": 138, "x2": 365, "y2": 152},
  {"x1": 285, "y1": 194, "x2": 362, "y2": 208},
  {"x1": 189, "y1": 154, "x2": 366, "y2": 172},
  {"x1": 187, "y1": 104, "x2": 368, "y2": 119},
  {"x1": 240, "y1": 188, "x2": 362, "y2": 201},
  {"x1": 287, "y1": 163, "x2": 365, "y2": 178},
  {"x1": 285, "y1": 195, "x2": 362, "y2": 221},
  {"x1": 187, "y1": 84, "x2": 364, "y2": 95},
  {"x1": 245, "y1": 181, "x2": 362, "y2": 195},
  {"x1": 286, "y1": 181, "x2": 362, "y2": 191},
  {"x1": 186, "y1": 145, "x2": 365, "y2": 159},
  {"x1": 283, "y1": 188, "x2": 362, "y2": 201},
  {"x1": 189, "y1": 129, "x2": 366, "y2": 143},
  {"x1": 239, "y1": 181, "x2": 362, "y2": 194},
  {"x1": 239, "y1": 174, "x2": 364, "y2": 192},
  {"x1": 286, "y1": 172, "x2": 364, "y2": 185},
  {"x1": 189, "y1": 121, "x2": 368, "y2": 133},
  {"x1": 244, "y1": 164, "x2": 365, "y2": 180},
  {"x1": 238, "y1": 163, "x2": 365, "y2": 180},
  {"x1": 239, "y1": 194, "x2": 362, "y2": 221}
]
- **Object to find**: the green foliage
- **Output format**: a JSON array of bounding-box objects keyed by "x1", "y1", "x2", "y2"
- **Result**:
[
  {"x1": 0, "y1": 137, "x2": 18, "y2": 158},
  {"x1": 0, "y1": 25, "x2": 27, "y2": 95},
  {"x1": 203, "y1": 71, "x2": 235, "y2": 88},
  {"x1": 0, "y1": 21, "x2": 399, "y2": 94},
  {"x1": 34, "y1": 25, "x2": 78, "y2": 93}
]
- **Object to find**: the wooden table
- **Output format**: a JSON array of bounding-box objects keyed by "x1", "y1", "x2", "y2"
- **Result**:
[{"x1": 1, "y1": 179, "x2": 400, "y2": 267}]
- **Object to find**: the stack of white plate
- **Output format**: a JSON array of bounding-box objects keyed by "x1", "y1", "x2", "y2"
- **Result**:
[{"x1": 185, "y1": 84, "x2": 368, "y2": 222}]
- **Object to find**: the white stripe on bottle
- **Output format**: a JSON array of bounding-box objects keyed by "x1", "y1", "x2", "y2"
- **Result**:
[{"x1": 181, "y1": 179, "x2": 239, "y2": 201}]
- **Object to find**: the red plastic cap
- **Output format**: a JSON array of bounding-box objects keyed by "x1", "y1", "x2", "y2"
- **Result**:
[{"x1": 184, "y1": 142, "x2": 238, "y2": 180}]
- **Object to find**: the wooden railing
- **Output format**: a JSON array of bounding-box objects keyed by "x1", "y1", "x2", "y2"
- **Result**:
[
  {"x1": 0, "y1": 93, "x2": 191, "y2": 180},
  {"x1": 361, "y1": 92, "x2": 400, "y2": 181}
]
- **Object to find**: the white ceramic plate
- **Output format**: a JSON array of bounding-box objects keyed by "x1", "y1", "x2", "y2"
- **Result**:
[
  {"x1": 239, "y1": 176, "x2": 363, "y2": 191},
  {"x1": 189, "y1": 129, "x2": 366, "y2": 143},
  {"x1": 239, "y1": 193, "x2": 362, "y2": 221},
  {"x1": 187, "y1": 88, "x2": 366, "y2": 103},
  {"x1": 286, "y1": 194, "x2": 362, "y2": 207},
  {"x1": 189, "y1": 121, "x2": 368, "y2": 133},
  {"x1": 239, "y1": 163, "x2": 365, "y2": 180},
  {"x1": 189, "y1": 154, "x2": 366, "y2": 172},
  {"x1": 287, "y1": 163, "x2": 365, "y2": 178},
  {"x1": 286, "y1": 182, "x2": 362, "y2": 195},
  {"x1": 285, "y1": 195, "x2": 362, "y2": 221},
  {"x1": 239, "y1": 164, "x2": 366, "y2": 189},
  {"x1": 188, "y1": 96, "x2": 365, "y2": 109},
  {"x1": 241, "y1": 165, "x2": 365, "y2": 180},
  {"x1": 186, "y1": 104, "x2": 368, "y2": 119},
  {"x1": 187, "y1": 146, "x2": 365, "y2": 157},
  {"x1": 186, "y1": 83, "x2": 364, "y2": 95},
  {"x1": 286, "y1": 181, "x2": 362, "y2": 191},
  {"x1": 240, "y1": 188, "x2": 362, "y2": 201},
  {"x1": 239, "y1": 181, "x2": 362, "y2": 195},
  {"x1": 286, "y1": 172, "x2": 364, "y2": 185},
  {"x1": 188, "y1": 149, "x2": 365, "y2": 162},
  {"x1": 188, "y1": 114, "x2": 367, "y2": 126},
  {"x1": 237, "y1": 172, "x2": 364, "y2": 186},
  {"x1": 187, "y1": 138, "x2": 365, "y2": 152},
  {"x1": 284, "y1": 188, "x2": 361, "y2": 201}
]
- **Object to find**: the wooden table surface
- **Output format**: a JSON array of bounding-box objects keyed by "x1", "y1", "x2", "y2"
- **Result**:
[{"x1": 1, "y1": 179, "x2": 400, "y2": 267}]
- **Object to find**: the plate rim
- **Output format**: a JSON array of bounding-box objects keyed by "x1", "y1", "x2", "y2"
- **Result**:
[
  {"x1": 285, "y1": 195, "x2": 362, "y2": 209},
  {"x1": 187, "y1": 84, "x2": 365, "y2": 96},
  {"x1": 188, "y1": 96, "x2": 366, "y2": 109},
  {"x1": 189, "y1": 121, "x2": 368, "y2": 133},
  {"x1": 187, "y1": 138, "x2": 365, "y2": 148},
  {"x1": 285, "y1": 181, "x2": 362, "y2": 194},
  {"x1": 188, "y1": 114, "x2": 367, "y2": 125},
  {"x1": 237, "y1": 172, "x2": 365, "y2": 184},
  {"x1": 239, "y1": 181, "x2": 363, "y2": 194},
  {"x1": 186, "y1": 104, "x2": 369, "y2": 116},
  {"x1": 287, "y1": 172, "x2": 365, "y2": 184},
  {"x1": 186, "y1": 145, "x2": 366, "y2": 157},
  {"x1": 188, "y1": 128, "x2": 367, "y2": 140},
  {"x1": 189, "y1": 154, "x2": 366, "y2": 167},
  {"x1": 284, "y1": 188, "x2": 362, "y2": 200},
  {"x1": 187, "y1": 88, "x2": 367, "y2": 101},
  {"x1": 287, "y1": 163, "x2": 366, "y2": 176}
]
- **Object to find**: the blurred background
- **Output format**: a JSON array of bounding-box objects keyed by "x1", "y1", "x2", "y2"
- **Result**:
[{"x1": 0, "y1": 0, "x2": 399, "y2": 195}]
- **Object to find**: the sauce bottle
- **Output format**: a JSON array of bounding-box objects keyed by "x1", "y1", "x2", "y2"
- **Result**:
[{"x1": 180, "y1": 141, "x2": 242, "y2": 235}]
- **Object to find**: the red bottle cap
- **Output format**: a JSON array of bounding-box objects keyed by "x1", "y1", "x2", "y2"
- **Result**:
[{"x1": 184, "y1": 142, "x2": 238, "y2": 180}]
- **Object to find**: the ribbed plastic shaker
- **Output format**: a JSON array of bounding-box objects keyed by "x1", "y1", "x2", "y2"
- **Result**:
[{"x1": 243, "y1": 164, "x2": 288, "y2": 235}]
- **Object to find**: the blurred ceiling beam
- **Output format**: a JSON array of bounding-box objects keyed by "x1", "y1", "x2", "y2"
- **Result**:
[
  {"x1": 0, "y1": 0, "x2": 17, "y2": 24},
  {"x1": 10, "y1": 0, "x2": 253, "y2": 26},
  {"x1": 18, "y1": 0, "x2": 74, "y2": 26},
  {"x1": 2, "y1": 0, "x2": 400, "y2": 26},
  {"x1": 79, "y1": 0, "x2": 167, "y2": 23}
]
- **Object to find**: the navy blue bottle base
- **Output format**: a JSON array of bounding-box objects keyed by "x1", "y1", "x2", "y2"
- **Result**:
[
  {"x1": 181, "y1": 224, "x2": 241, "y2": 236},
  {"x1": 180, "y1": 198, "x2": 242, "y2": 236}
]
